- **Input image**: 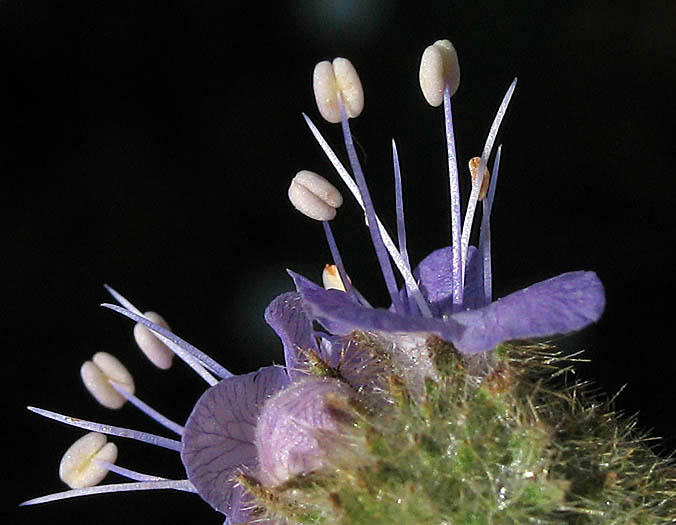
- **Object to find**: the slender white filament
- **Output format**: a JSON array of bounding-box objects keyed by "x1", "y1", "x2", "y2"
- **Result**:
[
  {"x1": 103, "y1": 286, "x2": 224, "y2": 385},
  {"x1": 20, "y1": 480, "x2": 197, "y2": 506},
  {"x1": 95, "y1": 460, "x2": 168, "y2": 482},
  {"x1": 303, "y1": 113, "x2": 433, "y2": 318},
  {"x1": 460, "y1": 79, "x2": 517, "y2": 280},
  {"x1": 27, "y1": 406, "x2": 182, "y2": 452},
  {"x1": 109, "y1": 381, "x2": 184, "y2": 436}
]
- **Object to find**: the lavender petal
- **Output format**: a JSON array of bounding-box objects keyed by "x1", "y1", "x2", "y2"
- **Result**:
[
  {"x1": 264, "y1": 292, "x2": 317, "y2": 380},
  {"x1": 290, "y1": 270, "x2": 467, "y2": 342},
  {"x1": 413, "y1": 246, "x2": 484, "y2": 314},
  {"x1": 181, "y1": 366, "x2": 289, "y2": 517},
  {"x1": 453, "y1": 271, "x2": 605, "y2": 354}
]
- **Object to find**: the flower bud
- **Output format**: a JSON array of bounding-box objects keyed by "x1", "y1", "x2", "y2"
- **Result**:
[{"x1": 255, "y1": 377, "x2": 357, "y2": 486}]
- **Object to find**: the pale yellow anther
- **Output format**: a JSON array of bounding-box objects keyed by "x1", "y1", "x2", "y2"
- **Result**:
[
  {"x1": 468, "y1": 157, "x2": 490, "y2": 201},
  {"x1": 59, "y1": 432, "x2": 118, "y2": 489},
  {"x1": 133, "y1": 311, "x2": 174, "y2": 370},
  {"x1": 80, "y1": 352, "x2": 135, "y2": 410},
  {"x1": 313, "y1": 58, "x2": 364, "y2": 124},
  {"x1": 322, "y1": 264, "x2": 347, "y2": 291},
  {"x1": 419, "y1": 39, "x2": 461, "y2": 107},
  {"x1": 288, "y1": 170, "x2": 343, "y2": 221}
]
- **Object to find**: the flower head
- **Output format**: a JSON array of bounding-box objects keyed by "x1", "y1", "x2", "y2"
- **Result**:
[
  {"x1": 288, "y1": 41, "x2": 605, "y2": 358},
  {"x1": 23, "y1": 38, "x2": 609, "y2": 525}
]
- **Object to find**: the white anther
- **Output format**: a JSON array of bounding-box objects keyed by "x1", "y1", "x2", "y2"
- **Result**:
[
  {"x1": 322, "y1": 264, "x2": 347, "y2": 291},
  {"x1": 59, "y1": 432, "x2": 118, "y2": 489},
  {"x1": 313, "y1": 58, "x2": 364, "y2": 124},
  {"x1": 288, "y1": 170, "x2": 343, "y2": 221},
  {"x1": 133, "y1": 311, "x2": 174, "y2": 369},
  {"x1": 81, "y1": 352, "x2": 135, "y2": 410},
  {"x1": 468, "y1": 157, "x2": 490, "y2": 201},
  {"x1": 419, "y1": 39, "x2": 460, "y2": 107}
]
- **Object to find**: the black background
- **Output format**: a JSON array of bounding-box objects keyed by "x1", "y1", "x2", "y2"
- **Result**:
[{"x1": 3, "y1": 1, "x2": 675, "y2": 524}]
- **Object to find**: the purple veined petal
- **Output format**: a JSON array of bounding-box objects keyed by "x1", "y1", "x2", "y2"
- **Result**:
[
  {"x1": 292, "y1": 268, "x2": 604, "y2": 356},
  {"x1": 181, "y1": 366, "x2": 290, "y2": 518},
  {"x1": 412, "y1": 246, "x2": 484, "y2": 315},
  {"x1": 452, "y1": 271, "x2": 606, "y2": 354},
  {"x1": 264, "y1": 292, "x2": 318, "y2": 380},
  {"x1": 413, "y1": 246, "x2": 454, "y2": 313},
  {"x1": 290, "y1": 270, "x2": 466, "y2": 342}
]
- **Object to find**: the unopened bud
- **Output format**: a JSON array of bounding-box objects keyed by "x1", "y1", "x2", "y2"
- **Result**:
[{"x1": 255, "y1": 377, "x2": 358, "y2": 486}]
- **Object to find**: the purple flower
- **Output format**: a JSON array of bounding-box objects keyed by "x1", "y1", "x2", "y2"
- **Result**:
[
  {"x1": 289, "y1": 259, "x2": 605, "y2": 356},
  {"x1": 181, "y1": 366, "x2": 290, "y2": 519},
  {"x1": 22, "y1": 39, "x2": 606, "y2": 525},
  {"x1": 285, "y1": 46, "x2": 605, "y2": 358}
]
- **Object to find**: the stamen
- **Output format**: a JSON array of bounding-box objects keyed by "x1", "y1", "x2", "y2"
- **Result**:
[
  {"x1": 94, "y1": 459, "x2": 167, "y2": 482},
  {"x1": 102, "y1": 290, "x2": 232, "y2": 382},
  {"x1": 320, "y1": 269, "x2": 372, "y2": 307},
  {"x1": 321, "y1": 221, "x2": 355, "y2": 300},
  {"x1": 80, "y1": 352, "x2": 135, "y2": 410},
  {"x1": 338, "y1": 98, "x2": 404, "y2": 313},
  {"x1": 59, "y1": 432, "x2": 117, "y2": 489},
  {"x1": 392, "y1": 139, "x2": 413, "y2": 314},
  {"x1": 313, "y1": 58, "x2": 364, "y2": 124},
  {"x1": 443, "y1": 84, "x2": 463, "y2": 306},
  {"x1": 479, "y1": 145, "x2": 502, "y2": 304},
  {"x1": 133, "y1": 311, "x2": 174, "y2": 370},
  {"x1": 103, "y1": 286, "x2": 219, "y2": 384},
  {"x1": 302, "y1": 113, "x2": 432, "y2": 317},
  {"x1": 322, "y1": 264, "x2": 346, "y2": 291},
  {"x1": 460, "y1": 158, "x2": 490, "y2": 284},
  {"x1": 419, "y1": 39, "x2": 460, "y2": 106},
  {"x1": 468, "y1": 157, "x2": 490, "y2": 201},
  {"x1": 27, "y1": 406, "x2": 182, "y2": 452},
  {"x1": 420, "y1": 40, "x2": 463, "y2": 306},
  {"x1": 460, "y1": 79, "x2": 516, "y2": 282},
  {"x1": 19, "y1": 480, "x2": 197, "y2": 506},
  {"x1": 313, "y1": 59, "x2": 403, "y2": 312},
  {"x1": 287, "y1": 171, "x2": 356, "y2": 301},
  {"x1": 288, "y1": 170, "x2": 343, "y2": 221},
  {"x1": 109, "y1": 381, "x2": 185, "y2": 436}
]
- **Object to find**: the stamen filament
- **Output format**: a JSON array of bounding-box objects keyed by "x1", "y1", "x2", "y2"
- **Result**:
[
  {"x1": 104, "y1": 286, "x2": 220, "y2": 384},
  {"x1": 479, "y1": 145, "x2": 502, "y2": 304},
  {"x1": 102, "y1": 290, "x2": 231, "y2": 383},
  {"x1": 460, "y1": 79, "x2": 516, "y2": 278},
  {"x1": 27, "y1": 406, "x2": 182, "y2": 452},
  {"x1": 321, "y1": 221, "x2": 357, "y2": 301},
  {"x1": 109, "y1": 381, "x2": 185, "y2": 436},
  {"x1": 20, "y1": 480, "x2": 197, "y2": 506},
  {"x1": 392, "y1": 139, "x2": 413, "y2": 314},
  {"x1": 442, "y1": 85, "x2": 464, "y2": 307},
  {"x1": 94, "y1": 460, "x2": 168, "y2": 482},
  {"x1": 302, "y1": 113, "x2": 433, "y2": 318},
  {"x1": 337, "y1": 100, "x2": 403, "y2": 313},
  {"x1": 460, "y1": 170, "x2": 484, "y2": 286}
]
